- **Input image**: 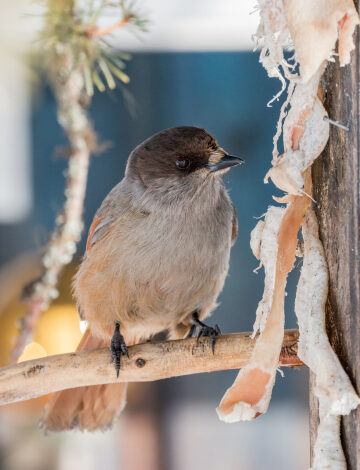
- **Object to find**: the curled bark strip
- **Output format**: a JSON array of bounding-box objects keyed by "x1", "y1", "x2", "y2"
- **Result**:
[
  {"x1": 250, "y1": 207, "x2": 284, "y2": 337},
  {"x1": 283, "y1": 0, "x2": 360, "y2": 83},
  {"x1": 217, "y1": 172, "x2": 311, "y2": 422},
  {"x1": 265, "y1": 70, "x2": 329, "y2": 197},
  {"x1": 0, "y1": 331, "x2": 302, "y2": 406}
]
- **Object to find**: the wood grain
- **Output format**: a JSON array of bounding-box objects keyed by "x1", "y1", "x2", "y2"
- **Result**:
[{"x1": 0, "y1": 330, "x2": 302, "y2": 406}]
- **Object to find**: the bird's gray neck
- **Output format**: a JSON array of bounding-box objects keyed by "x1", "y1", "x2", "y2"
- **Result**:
[{"x1": 124, "y1": 173, "x2": 225, "y2": 215}]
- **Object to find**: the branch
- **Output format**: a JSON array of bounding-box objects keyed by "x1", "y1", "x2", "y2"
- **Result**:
[
  {"x1": 11, "y1": 43, "x2": 93, "y2": 363},
  {"x1": 0, "y1": 330, "x2": 302, "y2": 406}
]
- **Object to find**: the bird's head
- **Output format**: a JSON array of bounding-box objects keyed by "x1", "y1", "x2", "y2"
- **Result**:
[{"x1": 126, "y1": 126, "x2": 243, "y2": 191}]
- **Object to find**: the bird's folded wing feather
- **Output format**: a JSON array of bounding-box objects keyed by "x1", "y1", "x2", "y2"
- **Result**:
[
  {"x1": 231, "y1": 203, "x2": 238, "y2": 246},
  {"x1": 86, "y1": 215, "x2": 114, "y2": 251}
]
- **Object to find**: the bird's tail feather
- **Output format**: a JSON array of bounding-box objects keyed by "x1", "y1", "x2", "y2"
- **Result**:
[{"x1": 42, "y1": 328, "x2": 127, "y2": 432}]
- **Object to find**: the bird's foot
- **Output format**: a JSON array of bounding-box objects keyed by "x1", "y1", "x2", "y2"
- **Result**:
[
  {"x1": 187, "y1": 312, "x2": 221, "y2": 354},
  {"x1": 110, "y1": 323, "x2": 129, "y2": 378}
]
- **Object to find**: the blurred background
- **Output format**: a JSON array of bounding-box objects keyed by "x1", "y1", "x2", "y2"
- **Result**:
[{"x1": 0, "y1": 1, "x2": 309, "y2": 469}]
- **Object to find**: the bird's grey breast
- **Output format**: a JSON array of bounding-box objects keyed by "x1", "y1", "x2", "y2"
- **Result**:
[{"x1": 119, "y1": 185, "x2": 234, "y2": 291}]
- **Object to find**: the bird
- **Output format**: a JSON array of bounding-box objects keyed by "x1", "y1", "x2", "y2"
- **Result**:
[{"x1": 43, "y1": 126, "x2": 243, "y2": 431}]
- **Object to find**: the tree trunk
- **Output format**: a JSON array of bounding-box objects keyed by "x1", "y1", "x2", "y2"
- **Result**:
[{"x1": 311, "y1": 16, "x2": 360, "y2": 469}]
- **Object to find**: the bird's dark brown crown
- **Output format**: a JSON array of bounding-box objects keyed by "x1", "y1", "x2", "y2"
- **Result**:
[{"x1": 128, "y1": 126, "x2": 220, "y2": 184}]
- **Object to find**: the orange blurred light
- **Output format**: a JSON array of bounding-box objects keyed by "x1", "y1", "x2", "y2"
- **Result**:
[
  {"x1": 18, "y1": 341, "x2": 47, "y2": 362},
  {"x1": 33, "y1": 304, "x2": 82, "y2": 356}
]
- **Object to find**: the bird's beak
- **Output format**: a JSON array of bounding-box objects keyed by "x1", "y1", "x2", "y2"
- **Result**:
[{"x1": 206, "y1": 154, "x2": 244, "y2": 173}]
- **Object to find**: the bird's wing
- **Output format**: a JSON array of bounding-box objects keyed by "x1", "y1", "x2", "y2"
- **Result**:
[
  {"x1": 231, "y1": 203, "x2": 238, "y2": 246},
  {"x1": 85, "y1": 182, "x2": 136, "y2": 252}
]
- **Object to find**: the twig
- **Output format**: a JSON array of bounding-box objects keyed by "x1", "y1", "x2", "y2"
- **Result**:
[
  {"x1": 85, "y1": 16, "x2": 132, "y2": 37},
  {"x1": 1, "y1": 330, "x2": 302, "y2": 406},
  {"x1": 11, "y1": 44, "x2": 93, "y2": 363}
]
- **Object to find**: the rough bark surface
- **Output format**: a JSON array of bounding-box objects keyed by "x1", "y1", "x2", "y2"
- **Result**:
[{"x1": 311, "y1": 17, "x2": 360, "y2": 468}]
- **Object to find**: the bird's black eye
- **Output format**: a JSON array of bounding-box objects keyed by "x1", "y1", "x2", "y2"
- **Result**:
[{"x1": 175, "y1": 159, "x2": 190, "y2": 170}]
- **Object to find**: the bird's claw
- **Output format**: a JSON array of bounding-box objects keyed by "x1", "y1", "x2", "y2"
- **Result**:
[
  {"x1": 196, "y1": 323, "x2": 221, "y2": 353},
  {"x1": 187, "y1": 312, "x2": 221, "y2": 354},
  {"x1": 110, "y1": 323, "x2": 129, "y2": 378}
]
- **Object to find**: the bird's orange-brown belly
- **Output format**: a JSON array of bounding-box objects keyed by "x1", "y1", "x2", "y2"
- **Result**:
[{"x1": 76, "y1": 242, "x2": 229, "y2": 344}]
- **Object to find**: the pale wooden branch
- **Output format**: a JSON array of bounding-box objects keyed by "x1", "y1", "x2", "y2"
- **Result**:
[{"x1": 0, "y1": 330, "x2": 301, "y2": 406}]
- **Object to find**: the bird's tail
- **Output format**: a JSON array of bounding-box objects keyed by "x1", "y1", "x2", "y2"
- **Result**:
[{"x1": 42, "y1": 328, "x2": 128, "y2": 432}]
